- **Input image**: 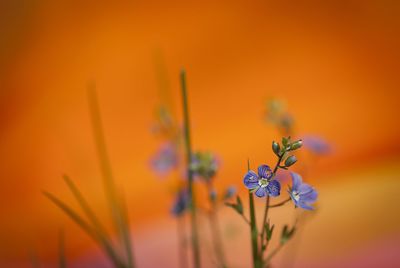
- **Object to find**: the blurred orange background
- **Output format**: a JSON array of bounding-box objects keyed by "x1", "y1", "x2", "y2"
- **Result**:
[{"x1": 1, "y1": 0, "x2": 400, "y2": 267}]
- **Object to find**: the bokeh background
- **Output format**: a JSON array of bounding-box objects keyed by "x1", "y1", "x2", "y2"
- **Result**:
[{"x1": 1, "y1": 0, "x2": 400, "y2": 267}]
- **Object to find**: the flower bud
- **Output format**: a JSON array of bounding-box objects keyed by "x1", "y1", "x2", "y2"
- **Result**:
[
  {"x1": 272, "y1": 141, "x2": 280, "y2": 156},
  {"x1": 284, "y1": 155, "x2": 297, "y2": 167},
  {"x1": 282, "y1": 136, "x2": 291, "y2": 147},
  {"x1": 290, "y1": 140, "x2": 303, "y2": 151}
]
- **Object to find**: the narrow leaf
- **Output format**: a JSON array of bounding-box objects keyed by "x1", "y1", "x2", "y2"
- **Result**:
[{"x1": 43, "y1": 191, "x2": 123, "y2": 268}]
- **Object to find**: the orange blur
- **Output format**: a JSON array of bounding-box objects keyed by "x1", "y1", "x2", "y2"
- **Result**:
[{"x1": 0, "y1": 1, "x2": 399, "y2": 267}]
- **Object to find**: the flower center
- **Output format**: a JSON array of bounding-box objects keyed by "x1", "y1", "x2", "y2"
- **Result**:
[
  {"x1": 292, "y1": 191, "x2": 300, "y2": 202},
  {"x1": 259, "y1": 179, "x2": 269, "y2": 188}
]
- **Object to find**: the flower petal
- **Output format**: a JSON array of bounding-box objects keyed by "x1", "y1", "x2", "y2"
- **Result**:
[
  {"x1": 290, "y1": 172, "x2": 302, "y2": 190},
  {"x1": 301, "y1": 189, "x2": 318, "y2": 202},
  {"x1": 297, "y1": 201, "x2": 314, "y2": 210},
  {"x1": 258, "y1": 165, "x2": 273, "y2": 179},
  {"x1": 266, "y1": 180, "x2": 281, "y2": 197},
  {"x1": 243, "y1": 170, "x2": 259, "y2": 189},
  {"x1": 255, "y1": 187, "x2": 266, "y2": 198},
  {"x1": 298, "y1": 183, "x2": 313, "y2": 195}
]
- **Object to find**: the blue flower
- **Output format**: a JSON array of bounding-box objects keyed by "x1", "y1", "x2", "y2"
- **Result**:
[
  {"x1": 150, "y1": 142, "x2": 178, "y2": 175},
  {"x1": 243, "y1": 165, "x2": 281, "y2": 198},
  {"x1": 171, "y1": 189, "x2": 189, "y2": 216},
  {"x1": 288, "y1": 172, "x2": 318, "y2": 210}
]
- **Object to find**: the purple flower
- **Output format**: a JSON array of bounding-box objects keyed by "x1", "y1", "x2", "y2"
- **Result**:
[
  {"x1": 243, "y1": 165, "x2": 281, "y2": 198},
  {"x1": 171, "y1": 189, "x2": 189, "y2": 216},
  {"x1": 150, "y1": 142, "x2": 178, "y2": 175},
  {"x1": 288, "y1": 172, "x2": 318, "y2": 210},
  {"x1": 302, "y1": 135, "x2": 330, "y2": 155}
]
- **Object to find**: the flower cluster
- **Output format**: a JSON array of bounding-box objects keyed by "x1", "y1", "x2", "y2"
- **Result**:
[{"x1": 242, "y1": 137, "x2": 318, "y2": 210}]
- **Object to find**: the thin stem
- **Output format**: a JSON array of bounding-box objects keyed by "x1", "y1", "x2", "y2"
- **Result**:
[
  {"x1": 206, "y1": 182, "x2": 227, "y2": 268},
  {"x1": 248, "y1": 160, "x2": 260, "y2": 268},
  {"x1": 240, "y1": 214, "x2": 251, "y2": 225},
  {"x1": 177, "y1": 216, "x2": 189, "y2": 268},
  {"x1": 264, "y1": 243, "x2": 284, "y2": 264},
  {"x1": 259, "y1": 152, "x2": 286, "y2": 261},
  {"x1": 59, "y1": 229, "x2": 66, "y2": 268},
  {"x1": 180, "y1": 70, "x2": 201, "y2": 268},
  {"x1": 269, "y1": 197, "x2": 291, "y2": 208},
  {"x1": 259, "y1": 196, "x2": 270, "y2": 254}
]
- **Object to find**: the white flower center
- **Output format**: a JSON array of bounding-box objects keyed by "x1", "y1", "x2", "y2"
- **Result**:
[
  {"x1": 259, "y1": 179, "x2": 269, "y2": 188},
  {"x1": 292, "y1": 191, "x2": 300, "y2": 202}
]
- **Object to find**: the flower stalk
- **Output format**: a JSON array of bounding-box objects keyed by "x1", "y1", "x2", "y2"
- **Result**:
[{"x1": 180, "y1": 69, "x2": 201, "y2": 268}]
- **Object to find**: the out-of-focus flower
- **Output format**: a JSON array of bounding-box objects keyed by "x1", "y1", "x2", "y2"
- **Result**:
[
  {"x1": 265, "y1": 99, "x2": 294, "y2": 135},
  {"x1": 223, "y1": 186, "x2": 237, "y2": 200},
  {"x1": 302, "y1": 135, "x2": 331, "y2": 155},
  {"x1": 171, "y1": 189, "x2": 190, "y2": 217},
  {"x1": 190, "y1": 151, "x2": 219, "y2": 180},
  {"x1": 150, "y1": 142, "x2": 179, "y2": 175},
  {"x1": 243, "y1": 165, "x2": 281, "y2": 198},
  {"x1": 288, "y1": 172, "x2": 318, "y2": 210}
]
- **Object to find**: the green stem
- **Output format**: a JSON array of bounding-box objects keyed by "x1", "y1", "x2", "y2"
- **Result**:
[
  {"x1": 259, "y1": 196, "x2": 270, "y2": 255},
  {"x1": 207, "y1": 182, "x2": 227, "y2": 268},
  {"x1": 259, "y1": 151, "x2": 286, "y2": 261},
  {"x1": 248, "y1": 160, "x2": 260, "y2": 268},
  {"x1": 180, "y1": 70, "x2": 201, "y2": 268}
]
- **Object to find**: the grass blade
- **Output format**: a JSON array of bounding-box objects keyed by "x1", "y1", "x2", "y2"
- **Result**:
[
  {"x1": 43, "y1": 191, "x2": 124, "y2": 268},
  {"x1": 62, "y1": 175, "x2": 113, "y2": 246},
  {"x1": 87, "y1": 86, "x2": 134, "y2": 268}
]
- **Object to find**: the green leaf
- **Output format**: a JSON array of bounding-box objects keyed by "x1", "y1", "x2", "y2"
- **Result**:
[
  {"x1": 280, "y1": 224, "x2": 296, "y2": 245},
  {"x1": 236, "y1": 196, "x2": 243, "y2": 214},
  {"x1": 225, "y1": 196, "x2": 243, "y2": 215},
  {"x1": 265, "y1": 221, "x2": 275, "y2": 242}
]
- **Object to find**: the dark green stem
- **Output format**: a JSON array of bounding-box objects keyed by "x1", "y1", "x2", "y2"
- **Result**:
[
  {"x1": 259, "y1": 196, "x2": 270, "y2": 255},
  {"x1": 248, "y1": 160, "x2": 260, "y2": 268},
  {"x1": 180, "y1": 70, "x2": 201, "y2": 268}
]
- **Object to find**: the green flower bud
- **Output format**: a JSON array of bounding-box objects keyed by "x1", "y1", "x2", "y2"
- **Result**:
[
  {"x1": 282, "y1": 136, "x2": 291, "y2": 147},
  {"x1": 290, "y1": 140, "x2": 303, "y2": 151},
  {"x1": 272, "y1": 141, "x2": 280, "y2": 156},
  {"x1": 284, "y1": 155, "x2": 297, "y2": 167}
]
